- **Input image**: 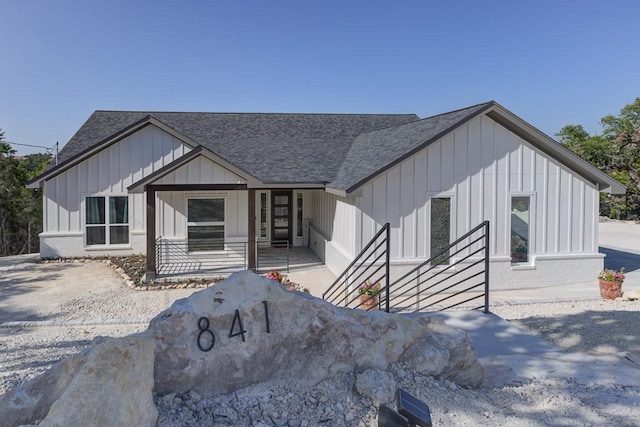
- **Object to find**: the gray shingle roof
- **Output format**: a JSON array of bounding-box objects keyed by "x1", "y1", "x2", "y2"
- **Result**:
[
  {"x1": 55, "y1": 111, "x2": 420, "y2": 184},
  {"x1": 329, "y1": 102, "x2": 495, "y2": 192}
]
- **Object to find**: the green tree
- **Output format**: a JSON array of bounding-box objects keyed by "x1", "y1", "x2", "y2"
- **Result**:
[
  {"x1": 0, "y1": 129, "x2": 52, "y2": 255},
  {"x1": 557, "y1": 98, "x2": 640, "y2": 219}
]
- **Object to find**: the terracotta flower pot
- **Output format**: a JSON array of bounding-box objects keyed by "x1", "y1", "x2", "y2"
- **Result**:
[
  {"x1": 359, "y1": 294, "x2": 379, "y2": 311},
  {"x1": 599, "y1": 279, "x2": 622, "y2": 300}
]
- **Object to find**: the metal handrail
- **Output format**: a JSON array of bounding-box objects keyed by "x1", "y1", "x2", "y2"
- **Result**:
[
  {"x1": 387, "y1": 220, "x2": 490, "y2": 313},
  {"x1": 323, "y1": 223, "x2": 390, "y2": 312}
]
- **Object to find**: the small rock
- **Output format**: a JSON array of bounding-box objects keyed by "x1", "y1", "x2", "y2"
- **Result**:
[{"x1": 355, "y1": 369, "x2": 396, "y2": 405}]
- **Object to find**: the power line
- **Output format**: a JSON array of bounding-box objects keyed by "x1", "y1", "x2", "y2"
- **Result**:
[
  {"x1": 4, "y1": 140, "x2": 54, "y2": 150},
  {"x1": 2, "y1": 141, "x2": 59, "y2": 164}
]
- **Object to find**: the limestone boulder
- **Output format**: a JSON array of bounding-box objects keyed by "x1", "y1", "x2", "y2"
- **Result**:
[
  {"x1": 0, "y1": 337, "x2": 156, "y2": 427},
  {"x1": 146, "y1": 270, "x2": 483, "y2": 397}
]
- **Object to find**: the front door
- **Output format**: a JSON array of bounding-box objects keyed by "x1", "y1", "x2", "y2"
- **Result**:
[{"x1": 271, "y1": 190, "x2": 292, "y2": 245}]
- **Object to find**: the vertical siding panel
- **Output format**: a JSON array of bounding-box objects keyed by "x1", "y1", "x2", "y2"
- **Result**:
[
  {"x1": 360, "y1": 183, "x2": 374, "y2": 247},
  {"x1": 386, "y1": 166, "x2": 401, "y2": 258},
  {"x1": 522, "y1": 146, "x2": 534, "y2": 192},
  {"x1": 57, "y1": 174, "x2": 69, "y2": 232},
  {"x1": 507, "y1": 134, "x2": 519, "y2": 192},
  {"x1": 68, "y1": 169, "x2": 79, "y2": 231},
  {"x1": 237, "y1": 191, "x2": 248, "y2": 236},
  {"x1": 77, "y1": 162, "x2": 88, "y2": 232},
  {"x1": 547, "y1": 162, "x2": 560, "y2": 253},
  {"x1": 481, "y1": 117, "x2": 496, "y2": 254},
  {"x1": 201, "y1": 159, "x2": 214, "y2": 183},
  {"x1": 453, "y1": 128, "x2": 468, "y2": 243},
  {"x1": 427, "y1": 141, "x2": 442, "y2": 193},
  {"x1": 558, "y1": 169, "x2": 571, "y2": 252},
  {"x1": 163, "y1": 132, "x2": 173, "y2": 165},
  {"x1": 572, "y1": 178, "x2": 584, "y2": 252},
  {"x1": 372, "y1": 176, "x2": 386, "y2": 230},
  {"x1": 45, "y1": 179, "x2": 57, "y2": 232},
  {"x1": 583, "y1": 185, "x2": 595, "y2": 251},
  {"x1": 535, "y1": 153, "x2": 546, "y2": 253},
  {"x1": 133, "y1": 193, "x2": 144, "y2": 232},
  {"x1": 88, "y1": 157, "x2": 98, "y2": 193},
  {"x1": 401, "y1": 160, "x2": 415, "y2": 258},
  {"x1": 131, "y1": 133, "x2": 142, "y2": 183},
  {"x1": 98, "y1": 151, "x2": 108, "y2": 192},
  {"x1": 109, "y1": 143, "x2": 121, "y2": 193},
  {"x1": 441, "y1": 136, "x2": 455, "y2": 192},
  {"x1": 120, "y1": 137, "x2": 131, "y2": 189},
  {"x1": 414, "y1": 150, "x2": 428, "y2": 258},
  {"x1": 494, "y1": 125, "x2": 508, "y2": 255},
  {"x1": 468, "y1": 118, "x2": 483, "y2": 229},
  {"x1": 142, "y1": 129, "x2": 154, "y2": 177}
]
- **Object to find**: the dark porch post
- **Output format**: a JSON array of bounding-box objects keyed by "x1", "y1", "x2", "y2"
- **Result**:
[
  {"x1": 145, "y1": 186, "x2": 156, "y2": 280},
  {"x1": 247, "y1": 188, "x2": 256, "y2": 271}
]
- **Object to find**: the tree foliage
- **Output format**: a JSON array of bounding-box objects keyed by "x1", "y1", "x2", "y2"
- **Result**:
[
  {"x1": 557, "y1": 97, "x2": 640, "y2": 219},
  {"x1": 0, "y1": 129, "x2": 52, "y2": 256}
]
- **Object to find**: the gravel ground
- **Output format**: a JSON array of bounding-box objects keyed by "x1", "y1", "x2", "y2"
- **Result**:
[
  {"x1": 1, "y1": 282, "x2": 640, "y2": 426},
  {"x1": 492, "y1": 299, "x2": 640, "y2": 356}
]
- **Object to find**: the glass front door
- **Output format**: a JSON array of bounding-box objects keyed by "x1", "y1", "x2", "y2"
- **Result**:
[{"x1": 271, "y1": 191, "x2": 292, "y2": 244}]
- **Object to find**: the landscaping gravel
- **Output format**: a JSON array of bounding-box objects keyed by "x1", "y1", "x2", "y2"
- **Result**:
[{"x1": 1, "y1": 281, "x2": 640, "y2": 426}]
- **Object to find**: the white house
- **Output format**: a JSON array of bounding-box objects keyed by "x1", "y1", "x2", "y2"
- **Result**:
[{"x1": 28, "y1": 102, "x2": 624, "y2": 290}]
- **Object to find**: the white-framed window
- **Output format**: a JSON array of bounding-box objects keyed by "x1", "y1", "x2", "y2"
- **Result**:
[
  {"x1": 429, "y1": 196, "x2": 453, "y2": 265},
  {"x1": 296, "y1": 192, "x2": 304, "y2": 238},
  {"x1": 510, "y1": 195, "x2": 532, "y2": 264},
  {"x1": 85, "y1": 196, "x2": 129, "y2": 246},
  {"x1": 259, "y1": 191, "x2": 268, "y2": 239},
  {"x1": 187, "y1": 198, "x2": 225, "y2": 252}
]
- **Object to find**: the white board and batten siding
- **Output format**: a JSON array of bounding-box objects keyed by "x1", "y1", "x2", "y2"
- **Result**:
[
  {"x1": 40, "y1": 125, "x2": 247, "y2": 258},
  {"x1": 155, "y1": 156, "x2": 248, "y2": 242},
  {"x1": 313, "y1": 115, "x2": 602, "y2": 290}
]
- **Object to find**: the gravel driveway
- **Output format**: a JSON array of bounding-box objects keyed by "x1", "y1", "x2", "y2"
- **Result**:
[{"x1": 2, "y1": 242, "x2": 640, "y2": 425}]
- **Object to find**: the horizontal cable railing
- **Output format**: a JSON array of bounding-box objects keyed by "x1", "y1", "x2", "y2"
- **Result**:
[
  {"x1": 154, "y1": 238, "x2": 294, "y2": 276},
  {"x1": 388, "y1": 221, "x2": 490, "y2": 313},
  {"x1": 155, "y1": 238, "x2": 247, "y2": 276},
  {"x1": 322, "y1": 223, "x2": 390, "y2": 312},
  {"x1": 256, "y1": 240, "x2": 290, "y2": 273}
]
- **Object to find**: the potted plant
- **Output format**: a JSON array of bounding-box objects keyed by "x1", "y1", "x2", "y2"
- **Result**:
[
  {"x1": 598, "y1": 267, "x2": 625, "y2": 299},
  {"x1": 357, "y1": 280, "x2": 382, "y2": 311}
]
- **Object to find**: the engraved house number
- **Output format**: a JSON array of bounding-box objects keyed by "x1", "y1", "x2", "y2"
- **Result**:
[{"x1": 196, "y1": 300, "x2": 271, "y2": 352}]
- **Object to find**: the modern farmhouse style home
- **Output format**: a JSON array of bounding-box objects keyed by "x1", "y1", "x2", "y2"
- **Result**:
[{"x1": 28, "y1": 102, "x2": 624, "y2": 289}]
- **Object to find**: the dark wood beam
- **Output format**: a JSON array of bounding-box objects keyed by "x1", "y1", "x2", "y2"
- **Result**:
[
  {"x1": 145, "y1": 188, "x2": 156, "y2": 280},
  {"x1": 147, "y1": 184, "x2": 247, "y2": 192},
  {"x1": 247, "y1": 189, "x2": 256, "y2": 271}
]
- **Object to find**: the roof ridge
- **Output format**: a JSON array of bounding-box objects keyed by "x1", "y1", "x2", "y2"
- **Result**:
[{"x1": 92, "y1": 110, "x2": 418, "y2": 117}]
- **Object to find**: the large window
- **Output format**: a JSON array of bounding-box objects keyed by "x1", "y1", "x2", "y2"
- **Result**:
[
  {"x1": 85, "y1": 196, "x2": 129, "y2": 245},
  {"x1": 430, "y1": 197, "x2": 451, "y2": 265},
  {"x1": 188, "y1": 198, "x2": 225, "y2": 252},
  {"x1": 259, "y1": 192, "x2": 268, "y2": 239},
  {"x1": 510, "y1": 196, "x2": 531, "y2": 264},
  {"x1": 296, "y1": 192, "x2": 303, "y2": 238}
]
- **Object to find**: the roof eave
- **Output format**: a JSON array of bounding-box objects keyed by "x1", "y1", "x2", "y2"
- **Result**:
[{"x1": 27, "y1": 115, "x2": 200, "y2": 187}]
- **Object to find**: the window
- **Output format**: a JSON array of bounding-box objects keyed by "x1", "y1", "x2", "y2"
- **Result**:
[
  {"x1": 85, "y1": 196, "x2": 129, "y2": 245},
  {"x1": 430, "y1": 197, "x2": 451, "y2": 265},
  {"x1": 510, "y1": 196, "x2": 530, "y2": 263},
  {"x1": 188, "y1": 198, "x2": 225, "y2": 252},
  {"x1": 296, "y1": 192, "x2": 303, "y2": 238},
  {"x1": 259, "y1": 192, "x2": 268, "y2": 239}
]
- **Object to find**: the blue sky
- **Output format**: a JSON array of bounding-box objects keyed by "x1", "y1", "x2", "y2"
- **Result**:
[{"x1": 1, "y1": 1, "x2": 638, "y2": 155}]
